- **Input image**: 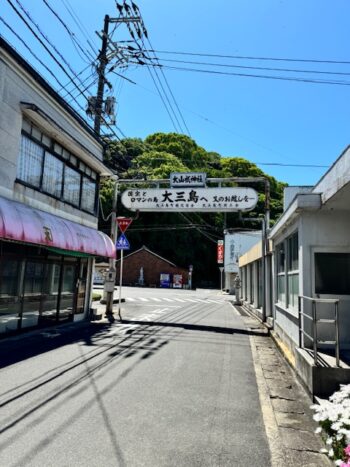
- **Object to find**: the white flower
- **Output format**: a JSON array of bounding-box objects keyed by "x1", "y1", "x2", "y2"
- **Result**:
[
  {"x1": 315, "y1": 427, "x2": 322, "y2": 434},
  {"x1": 328, "y1": 448, "x2": 334, "y2": 457}
]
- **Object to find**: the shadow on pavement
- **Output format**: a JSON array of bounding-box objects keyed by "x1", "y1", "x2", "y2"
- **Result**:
[{"x1": 0, "y1": 322, "x2": 113, "y2": 370}]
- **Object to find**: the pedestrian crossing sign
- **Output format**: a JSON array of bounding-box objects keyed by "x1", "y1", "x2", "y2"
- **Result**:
[{"x1": 116, "y1": 233, "x2": 130, "y2": 250}]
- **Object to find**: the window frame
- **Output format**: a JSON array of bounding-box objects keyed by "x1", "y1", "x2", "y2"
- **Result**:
[
  {"x1": 17, "y1": 127, "x2": 99, "y2": 216},
  {"x1": 275, "y1": 231, "x2": 299, "y2": 310}
]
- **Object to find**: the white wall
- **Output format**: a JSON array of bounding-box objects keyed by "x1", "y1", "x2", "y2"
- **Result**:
[{"x1": 0, "y1": 49, "x2": 101, "y2": 228}]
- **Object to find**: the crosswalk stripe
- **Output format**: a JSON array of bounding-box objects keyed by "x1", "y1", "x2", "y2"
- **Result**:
[
  {"x1": 138, "y1": 298, "x2": 149, "y2": 302},
  {"x1": 185, "y1": 298, "x2": 199, "y2": 303},
  {"x1": 207, "y1": 300, "x2": 223, "y2": 304},
  {"x1": 151, "y1": 297, "x2": 162, "y2": 302},
  {"x1": 127, "y1": 297, "x2": 136, "y2": 301},
  {"x1": 162, "y1": 298, "x2": 174, "y2": 302},
  {"x1": 173, "y1": 298, "x2": 186, "y2": 302}
]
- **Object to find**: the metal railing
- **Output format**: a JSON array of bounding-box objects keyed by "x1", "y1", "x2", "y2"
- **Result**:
[{"x1": 298, "y1": 295, "x2": 340, "y2": 367}]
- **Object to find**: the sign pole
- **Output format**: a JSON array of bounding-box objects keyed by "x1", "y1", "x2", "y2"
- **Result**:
[{"x1": 118, "y1": 249, "x2": 124, "y2": 321}]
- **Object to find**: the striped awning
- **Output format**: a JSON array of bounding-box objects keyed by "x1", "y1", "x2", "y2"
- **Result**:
[{"x1": 0, "y1": 196, "x2": 115, "y2": 258}]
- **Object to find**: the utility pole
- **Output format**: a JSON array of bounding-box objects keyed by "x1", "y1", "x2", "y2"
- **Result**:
[
  {"x1": 91, "y1": 3, "x2": 149, "y2": 320},
  {"x1": 94, "y1": 14, "x2": 110, "y2": 135}
]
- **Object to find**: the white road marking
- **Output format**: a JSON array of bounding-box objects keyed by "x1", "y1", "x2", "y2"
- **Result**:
[
  {"x1": 138, "y1": 297, "x2": 149, "y2": 302},
  {"x1": 162, "y1": 298, "x2": 174, "y2": 302},
  {"x1": 173, "y1": 298, "x2": 186, "y2": 303},
  {"x1": 150, "y1": 297, "x2": 162, "y2": 302},
  {"x1": 127, "y1": 297, "x2": 136, "y2": 301}
]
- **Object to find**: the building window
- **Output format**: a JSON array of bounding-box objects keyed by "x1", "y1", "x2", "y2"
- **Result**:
[
  {"x1": 63, "y1": 166, "x2": 81, "y2": 206},
  {"x1": 315, "y1": 252, "x2": 350, "y2": 295},
  {"x1": 17, "y1": 136, "x2": 44, "y2": 187},
  {"x1": 17, "y1": 121, "x2": 98, "y2": 215},
  {"x1": 42, "y1": 152, "x2": 63, "y2": 197},
  {"x1": 287, "y1": 232, "x2": 299, "y2": 309},
  {"x1": 276, "y1": 242, "x2": 286, "y2": 304},
  {"x1": 275, "y1": 232, "x2": 299, "y2": 309}
]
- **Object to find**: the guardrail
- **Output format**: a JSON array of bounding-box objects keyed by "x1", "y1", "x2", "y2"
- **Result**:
[{"x1": 298, "y1": 295, "x2": 340, "y2": 367}]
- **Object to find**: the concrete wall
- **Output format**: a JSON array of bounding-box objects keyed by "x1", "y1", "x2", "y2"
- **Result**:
[{"x1": 0, "y1": 46, "x2": 102, "y2": 228}]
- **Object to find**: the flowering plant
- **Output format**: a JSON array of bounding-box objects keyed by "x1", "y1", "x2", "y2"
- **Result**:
[{"x1": 311, "y1": 384, "x2": 350, "y2": 465}]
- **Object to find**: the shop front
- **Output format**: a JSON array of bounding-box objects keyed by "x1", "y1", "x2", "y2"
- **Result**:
[{"x1": 0, "y1": 197, "x2": 115, "y2": 336}]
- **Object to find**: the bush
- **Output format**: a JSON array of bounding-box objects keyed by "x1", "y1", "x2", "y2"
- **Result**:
[
  {"x1": 92, "y1": 292, "x2": 102, "y2": 302},
  {"x1": 311, "y1": 384, "x2": 350, "y2": 465}
]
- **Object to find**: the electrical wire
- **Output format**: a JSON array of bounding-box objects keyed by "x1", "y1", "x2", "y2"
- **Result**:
[
  {"x1": 60, "y1": 0, "x2": 98, "y2": 57},
  {"x1": 14, "y1": 0, "x2": 88, "y2": 89},
  {"x1": 133, "y1": 62, "x2": 350, "y2": 87},
  {"x1": 41, "y1": 0, "x2": 95, "y2": 64},
  {"x1": 156, "y1": 57, "x2": 350, "y2": 78},
  {"x1": 3, "y1": 4, "x2": 90, "y2": 119},
  {"x1": 145, "y1": 48, "x2": 350, "y2": 66}
]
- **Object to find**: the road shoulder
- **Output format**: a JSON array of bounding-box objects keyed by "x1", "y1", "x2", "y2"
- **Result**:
[{"x1": 234, "y1": 308, "x2": 332, "y2": 467}]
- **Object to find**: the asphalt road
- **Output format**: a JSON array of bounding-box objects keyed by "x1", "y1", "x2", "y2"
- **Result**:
[{"x1": 0, "y1": 288, "x2": 271, "y2": 467}]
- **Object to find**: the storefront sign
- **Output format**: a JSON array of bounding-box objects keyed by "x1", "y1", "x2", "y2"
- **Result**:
[
  {"x1": 160, "y1": 273, "x2": 171, "y2": 288},
  {"x1": 121, "y1": 187, "x2": 258, "y2": 212},
  {"x1": 217, "y1": 240, "x2": 224, "y2": 264},
  {"x1": 173, "y1": 274, "x2": 183, "y2": 288},
  {"x1": 170, "y1": 172, "x2": 206, "y2": 188}
]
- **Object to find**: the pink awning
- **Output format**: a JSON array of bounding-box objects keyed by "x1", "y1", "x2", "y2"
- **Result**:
[{"x1": 0, "y1": 196, "x2": 115, "y2": 258}]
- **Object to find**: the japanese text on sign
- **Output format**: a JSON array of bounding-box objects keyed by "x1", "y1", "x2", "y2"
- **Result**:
[
  {"x1": 217, "y1": 240, "x2": 224, "y2": 264},
  {"x1": 121, "y1": 187, "x2": 258, "y2": 212},
  {"x1": 170, "y1": 172, "x2": 206, "y2": 188}
]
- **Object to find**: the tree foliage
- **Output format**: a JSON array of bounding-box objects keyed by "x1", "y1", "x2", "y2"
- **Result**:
[{"x1": 99, "y1": 132, "x2": 286, "y2": 287}]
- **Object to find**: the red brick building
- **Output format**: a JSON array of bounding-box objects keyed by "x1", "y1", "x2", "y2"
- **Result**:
[{"x1": 115, "y1": 246, "x2": 189, "y2": 288}]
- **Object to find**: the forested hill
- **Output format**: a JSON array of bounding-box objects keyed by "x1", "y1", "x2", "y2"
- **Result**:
[{"x1": 99, "y1": 133, "x2": 286, "y2": 288}]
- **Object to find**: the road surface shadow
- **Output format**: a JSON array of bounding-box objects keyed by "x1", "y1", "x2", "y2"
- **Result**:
[{"x1": 120, "y1": 319, "x2": 266, "y2": 336}]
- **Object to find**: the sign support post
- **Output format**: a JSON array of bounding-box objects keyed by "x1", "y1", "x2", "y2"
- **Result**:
[
  {"x1": 115, "y1": 217, "x2": 132, "y2": 321},
  {"x1": 118, "y1": 250, "x2": 124, "y2": 321}
]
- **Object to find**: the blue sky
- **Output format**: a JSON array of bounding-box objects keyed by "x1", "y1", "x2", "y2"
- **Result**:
[{"x1": 1, "y1": 0, "x2": 350, "y2": 186}]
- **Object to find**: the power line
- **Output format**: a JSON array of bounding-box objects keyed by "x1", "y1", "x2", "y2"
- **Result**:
[
  {"x1": 4, "y1": 2, "x2": 90, "y2": 118},
  {"x1": 133, "y1": 62, "x2": 350, "y2": 87},
  {"x1": 60, "y1": 0, "x2": 98, "y2": 57},
  {"x1": 156, "y1": 57, "x2": 350, "y2": 78},
  {"x1": 145, "y1": 48, "x2": 350, "y2": 66},
  {"x1": 14, "y1": 0, "x2": 88, "y2": 90},
  {"x1": 41, "y1": 0, "x2": 95, "y2": 64}
]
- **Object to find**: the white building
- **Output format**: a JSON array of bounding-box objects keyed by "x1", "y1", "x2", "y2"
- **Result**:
[
  {"x1": 239, "y1": 146, "x2": 350, "y2": 397},
  {"x1": 224, "y1": 230, "x2": 261, "y2": 293},
  {"x1": 0, "y1": 37, "x2": 115, "y2": 336}
]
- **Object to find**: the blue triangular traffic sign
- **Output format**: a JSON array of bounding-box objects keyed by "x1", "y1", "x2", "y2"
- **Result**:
[{"x1": 116, "y1": 233, "x2": 130, "y2": 250}]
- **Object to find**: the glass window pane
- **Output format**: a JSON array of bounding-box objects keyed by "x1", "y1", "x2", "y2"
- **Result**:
[
  {"x1": 0, "y1": 259, "x2": 19, "y2": 296},
  {"x1": 288, "y1": 273, "x2": 299, "y2": 309},
  {"x1": 42, "y1": 152, "x2": 63, "y2": 197},
  {"x1": 42, "y1": 134, "x2": 51, "y2": 148},
  {"x1": 288, "y1": 232, "x2": 299, "y2": 271},
  {"x1": 31, "y1": 126, "x2": 42, "y2": 141},
  {"x1": 17, "y1": 135, "x2": 44, "y2": 187},
  {"x1": 54, "y1": 143, "x2": 63, "y2": 155},
  {"x1": 63, "y1": 166, "x2": 81, "y2": 206},
  {"x1": 277, "y1": 275, "x2": 285, "y2": 303},
  {"x1": 22, "y1": 118, "x2": 31, "y2": 134},
  {"x1": 277, "y1": 242, "x2": 285, "y2": 273},
  {"x1": 62, "y1": 149, "x2": 70, "y2": 160},
  {"x1": 315, "y1": 253, "x2": 350, "y2": 294},
  {"x1": 81, "y1": 176, "x2": 96, "y2": 213}
]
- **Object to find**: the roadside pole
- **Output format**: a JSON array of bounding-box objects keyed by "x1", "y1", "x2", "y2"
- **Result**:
[
  {"x1": 219, "y1": 266, "x2": 224, "y2": 292},
  {"x1": 115, "y1": 217, "x2": 132, "y2": 322},
  {"x1": 118, "y1": 250, "x2": 124, "y2": 321},
  {"x1": 105, "y1": 180, "x2": 118, "y2": 318}
]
